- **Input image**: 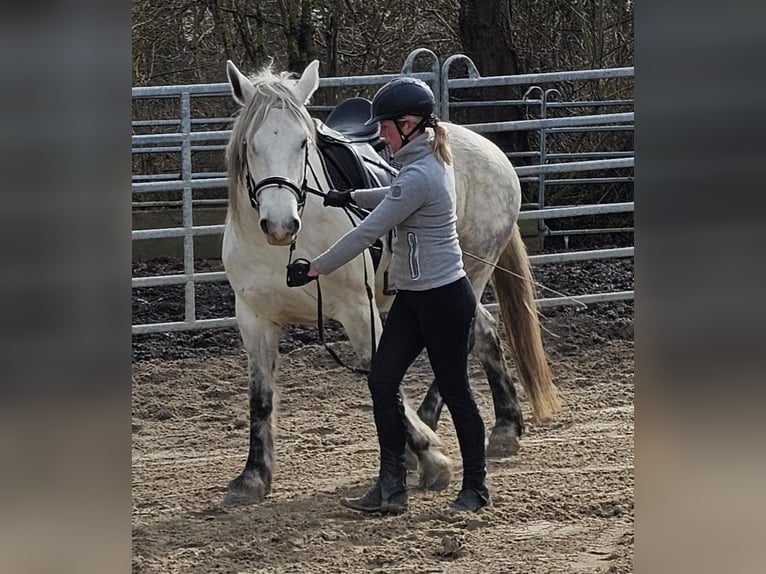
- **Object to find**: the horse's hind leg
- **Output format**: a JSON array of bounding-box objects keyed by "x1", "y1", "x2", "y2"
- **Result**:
[
  {"x1": 416, "y1": 315, "x2": 479, "y2": 430},
  {"x1": 416, "y1": 379, "x2": 445, "y2": 431},
  {"x1": 402, "y1": 393, "x2": 452, "y2": 491},
  {"x1": 474, "y1": 304, "x2": 525, "y2": 457},
  {"x1": 223, "y1": 302, "x2": 281, "y2": 506}
]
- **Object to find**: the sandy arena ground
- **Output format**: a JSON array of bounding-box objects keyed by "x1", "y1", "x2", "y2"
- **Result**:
[{"x1": 132, "y1": 303, "x2": 634, "y2": 573}]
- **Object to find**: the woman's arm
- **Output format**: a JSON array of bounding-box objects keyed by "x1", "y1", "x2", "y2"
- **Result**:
[
  {"x1": 351, "y1": 186, "x2": 389, "y2": 209},
  {"x1": 312, "y1": 184, "x2": 422, "y2": 275}
]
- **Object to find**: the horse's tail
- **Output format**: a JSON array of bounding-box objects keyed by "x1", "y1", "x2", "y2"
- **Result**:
[{"x1": 492, "y1": 226, "x2": 562, "y2": 422}]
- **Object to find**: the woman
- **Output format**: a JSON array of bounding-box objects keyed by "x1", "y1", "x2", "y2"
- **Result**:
[{"x1": 290, "y1": 77, "x2": 489, "y2": 514}]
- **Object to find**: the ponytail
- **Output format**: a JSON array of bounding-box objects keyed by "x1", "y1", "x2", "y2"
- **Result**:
[
  {"x1": 397, "y1": 115, "x2": 452, "y2": 165},
  {"x1": 430, "y1": 121, "x2": 453, "y2": 165},
  {"x1": 399, "y1": 114, "x2": 453, "y2": 165}
]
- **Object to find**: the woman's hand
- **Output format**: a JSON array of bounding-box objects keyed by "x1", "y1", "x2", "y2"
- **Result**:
[
  {"x1": 286, "y1": 259, "x2": 318, "y2": 287},
  {"x1": 323, "y1": 189, "x2": 353, "y2": 207}
]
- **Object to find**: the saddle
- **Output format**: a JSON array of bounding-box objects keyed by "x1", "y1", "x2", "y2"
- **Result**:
[
  {"x1": 315, "y1": 97, "x2": 398, "y2": 192},
  {"x1": 315, "y1": 98, "x2": 399, "y2": 271}
]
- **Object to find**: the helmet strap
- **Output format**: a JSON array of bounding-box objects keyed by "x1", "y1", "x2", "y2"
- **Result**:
[{"x1": 396, "y1": 117, "x2": 429, "y2": 146}]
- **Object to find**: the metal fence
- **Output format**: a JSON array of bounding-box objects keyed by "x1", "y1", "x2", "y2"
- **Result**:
[{"x1": 132, "y1": 49, "x2": 633, "y2": 335}]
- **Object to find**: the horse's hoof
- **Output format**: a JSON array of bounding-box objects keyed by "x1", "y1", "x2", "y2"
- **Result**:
[
  {"x1": 486, "y1": 424, "x2": 521, "y2": 458},
  {"x1": 222, "y1": 473, "x2": 269, "y2": 506},
  {"x1": 418, "y1": 449, "x2": 452, "y2": 491},
  {"x1": 420, "y1": 468, "x2": 451, "y2": 491}
]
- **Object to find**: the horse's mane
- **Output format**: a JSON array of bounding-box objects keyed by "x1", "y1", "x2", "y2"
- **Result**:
[{"x1": 226, "y1": 64, "x2": 316, "y2": 226}]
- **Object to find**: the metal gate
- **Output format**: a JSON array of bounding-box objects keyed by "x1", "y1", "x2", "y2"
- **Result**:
[{"x1": 132, "y1": 49, "x2": 633, "y2": 335}]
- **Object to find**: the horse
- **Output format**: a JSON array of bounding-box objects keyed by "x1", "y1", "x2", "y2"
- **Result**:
[{"x1": 221, "y1": 59, "x2": 561, "y2": 506}]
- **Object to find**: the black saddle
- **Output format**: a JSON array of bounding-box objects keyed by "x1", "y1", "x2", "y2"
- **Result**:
[
  {"x1": 325, "y1": 97, "x2": 381, "y2": 142},
  {"x1": 314, "y1": 97, "x2": 397, "y2": 192}
]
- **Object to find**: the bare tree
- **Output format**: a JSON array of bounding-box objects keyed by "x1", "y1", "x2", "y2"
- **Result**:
[{"x1": 457, "y1": 0, "x2": 527, "y2": 155}]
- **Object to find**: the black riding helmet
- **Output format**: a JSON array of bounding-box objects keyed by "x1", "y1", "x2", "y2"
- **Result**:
[
  {"x1": 364, "y1": 77, "x2": 437, "y2": 146},
  {"x1": 364, "y1": 77, "x2": 435, "y2": 125}
]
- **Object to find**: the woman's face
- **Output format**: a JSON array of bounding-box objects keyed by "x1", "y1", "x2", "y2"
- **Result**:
[{"x1": 379, "y1": 119, "x2": 415, "y2": 153}]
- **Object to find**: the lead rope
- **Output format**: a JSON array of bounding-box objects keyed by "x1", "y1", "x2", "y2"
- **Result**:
[{"x1": 462, "y1": 250, "x2": 587, "y2": 309}]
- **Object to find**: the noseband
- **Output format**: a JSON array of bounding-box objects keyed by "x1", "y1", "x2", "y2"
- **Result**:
[{"x1": 242, "y1": 141, "x2": 309, "y2": 211}]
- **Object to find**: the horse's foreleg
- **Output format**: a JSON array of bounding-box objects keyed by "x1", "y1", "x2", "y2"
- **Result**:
[
  {"x1": 474, "y1": 304, "x2": 524, "y2": 457},
  {"x1": 223, "y1": 303, "x2": 281, "y2": 506},
  {"x1": 334, "y1": 303, "x2": 383, "y2": 371}
]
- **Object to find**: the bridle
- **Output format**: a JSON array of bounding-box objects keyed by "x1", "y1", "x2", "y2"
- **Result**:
[{"x1": 242, "y1": 141, "x2": 311, "y2": 211}]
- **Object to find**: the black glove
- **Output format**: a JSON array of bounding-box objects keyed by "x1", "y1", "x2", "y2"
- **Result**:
[
  {"x1": 323, "y1": 189, "x2": 353, "y2": 207},
  {"x1": 286, "y1": 258, "x2": 317, "y2": 287}
]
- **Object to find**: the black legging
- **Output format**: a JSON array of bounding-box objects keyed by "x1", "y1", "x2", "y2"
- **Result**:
[{"x1": 367, "y1": 276, "x2": 486, "y2": 485}]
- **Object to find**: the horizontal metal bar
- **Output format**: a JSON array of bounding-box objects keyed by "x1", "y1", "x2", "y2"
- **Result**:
[
  {"x1": 318, "y1": 71, "x2": 435, "y2": 88},
  {"x1": 546, "y1": 99, "x2": 633, "y2": 108},
  {"x1": 449, "y1": 99, "x2": 542, "y2": 108},
  {"x1": 519, "y1": 202, "x2": 633, "y2": 220},
  {"x1": 132, "y1": 225, "x2": 226, "y2": 240},
  {"x1": 132, "y1": 83, "x2": 231, "y2": 98},
  {"x1": 546, "y1": 152, "x2": 633, "y2": 160},
  {"x1": 132, "y1": 130, "x2": 232, "y2": 146},
  {"x1": 546, "y1": 177, "x2": 634, "y2": 185},
  {"x1": 132, "y1": 146, "x2": 183, "y2": 154},
  {"x1": 132, "y1": 144, "x2": 228, "y2": 154},
  {"x1": 132, "y1": 199, "x2": 227, "y2": 208},
  {"x1": 132, "y1": 172, "x2": 227, "y2": 182},
  {"x1": 447, "y1": 67, "x2": 633, "y2": 90},
  {"x1": 515, "y1": 158, "x2": 633, "y2": 176},
  {"x1": 536, "y1": 290, "x2": 634, "y2": 308},
  {"x1": 132, "y1": 173, "x2": 183, "y2": 182},
  {"x1": 548, "y1": 126, "x2": 634, "y2": 134},
  {"x1": 132, "y1": 67, "x2": 632, "y2": 100},
  {"x1": 463, "y1": 112, "x2": 633, "y2": 134},
  {"x1": 132, "y1": 178, "x2": 228, "y2": 193},
  {"x1": 133, "y1": 271, "x2": 228, "y2": 288},
  {"x1": 528, "y1": 247, "x2": 633, "y2": 265},
  {"x1": 547, "y1": 227, "x2": 634, "y2": 236},
  {"x1": 483, "y1": 290, "x2": 634, "y2": 314},
  {"x1": 507, "y1": 151, "x2": 542, "y2": 159},
  {"x1": 132, "y1": 292, "x2": 635, "y2": 334},
  {"x1": 132, "y1": 317, "x2": 238, "y2": 335}
]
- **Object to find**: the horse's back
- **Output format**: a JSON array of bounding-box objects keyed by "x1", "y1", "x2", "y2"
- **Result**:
[{"x1": 444, "y1": 122, "x2": 521, "y2": 265}]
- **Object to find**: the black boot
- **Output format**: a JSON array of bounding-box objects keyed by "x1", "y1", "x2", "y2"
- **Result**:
[
  {"x1": 344, "y1": 388, "x2": 409, "y2": 514},
  {"x1": 341, "y1": 470, "x2": 408, "y2": 514},
  {"x1": 448, "y1": 471, "x2": 490, "y2": 513}
]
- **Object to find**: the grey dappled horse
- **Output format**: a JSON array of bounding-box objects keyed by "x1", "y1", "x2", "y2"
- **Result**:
[{"x1": 221, "y1": 60, "x2": 561, "y2": 505}]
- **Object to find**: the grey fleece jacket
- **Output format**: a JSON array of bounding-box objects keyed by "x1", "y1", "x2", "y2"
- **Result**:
[{"x1": 312, "y1": 131, "x2": 465, "y2": 291}]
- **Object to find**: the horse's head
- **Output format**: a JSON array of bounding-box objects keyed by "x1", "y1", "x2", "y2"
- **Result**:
[{"x1": 226, "y1": 60, "x2": 320, "y2": 246}]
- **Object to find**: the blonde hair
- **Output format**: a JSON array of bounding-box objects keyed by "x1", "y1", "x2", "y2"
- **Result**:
[{"x1": 400, "y1": 114, "x2": 453, "y2": 165}]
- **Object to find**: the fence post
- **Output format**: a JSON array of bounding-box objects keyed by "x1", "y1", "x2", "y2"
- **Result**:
[
  {"x1": 439, "y1": 54, "x2": 481, "y2": 122},
  {"x1": 180, "y1": 92, "x2": 196, "y2": 325},
  {"x1": 401, "y1": 48, "x2": 441, "y2": 115}
]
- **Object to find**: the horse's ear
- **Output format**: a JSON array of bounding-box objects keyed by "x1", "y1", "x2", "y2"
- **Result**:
[
  {"x1": 292, "y1": 60, "x2": 320, "y2": 105},
  {"x1": 226, "y1": 60, "x2": 255, "y2": 107}
]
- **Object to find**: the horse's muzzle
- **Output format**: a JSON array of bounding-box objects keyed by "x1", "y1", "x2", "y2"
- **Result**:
[{"x1": 260, "y1": 217, "x2": 300, "y2": 245}]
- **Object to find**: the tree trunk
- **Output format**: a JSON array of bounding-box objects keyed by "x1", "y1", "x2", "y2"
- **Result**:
[
  {"x1": 458, "y1": 0, "x2": 527, "y2": 155},
  {"x1": 278, "y1": 0, "x2": 319, "y2": 72}
]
